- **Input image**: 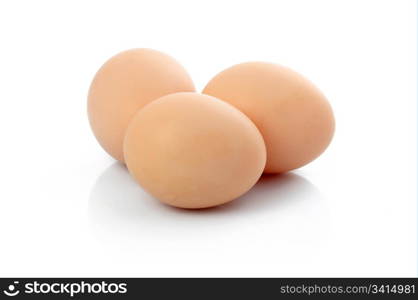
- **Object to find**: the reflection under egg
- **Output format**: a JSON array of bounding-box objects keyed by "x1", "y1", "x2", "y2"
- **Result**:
[{"x1": 88, "y1": 162, "x2": 330, "y2": 244}]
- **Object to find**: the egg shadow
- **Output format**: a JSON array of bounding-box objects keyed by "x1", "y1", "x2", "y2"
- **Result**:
[
  {"x1": 88, "y1": 162, "x2": 328, "y2": 241},
  {"x1": 212, "y1": 172, "x2": 322, "y2": 213},
  {"x1": 88, "y1": 162, "x2": 324, "y2": 218}
]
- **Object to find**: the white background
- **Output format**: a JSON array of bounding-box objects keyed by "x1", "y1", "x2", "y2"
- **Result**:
[{"x1": 0, "y1": 0, "x2": 416, "y2": 277}]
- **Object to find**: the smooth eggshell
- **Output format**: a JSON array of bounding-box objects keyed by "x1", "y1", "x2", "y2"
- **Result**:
[
  {"x1": 123, "y1": 92, "x2": 266, "y2": 209},
  {"x1": 88, "y1": 48, "x2": 195, "y2": 162},
  {"x1": 203, "y1": 62, "x2": 335, "y2": 173}
]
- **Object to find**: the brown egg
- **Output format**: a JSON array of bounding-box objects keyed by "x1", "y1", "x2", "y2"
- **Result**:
[
  {"x1": 123, "y1": 92, "x2": 266, "y2": 209},
  {"x1": 88, "y1": 48, "x2": 195, "y2": 162},
  {"x1": 203, "y1": 62, "x2": 335, "y2": 173}
]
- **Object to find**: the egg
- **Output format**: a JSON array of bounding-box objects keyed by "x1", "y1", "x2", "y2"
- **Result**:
[
  {"x1": 203, "y1": 62, "x2": 335, "y2": 173},
  {"x1": 88, "y1": 48, "x2": 195, "y2": 162},
  {"x1": 123, "y1": 92, "x2": 266, "y2": 209}
]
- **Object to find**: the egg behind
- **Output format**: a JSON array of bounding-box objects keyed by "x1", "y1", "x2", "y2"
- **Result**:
[
  {"x1": 88, "y1": 48, "x2": 195, "y2": 162},
  {"x1": 203, "y1": 62, "x2": 335, "y2": 173}
]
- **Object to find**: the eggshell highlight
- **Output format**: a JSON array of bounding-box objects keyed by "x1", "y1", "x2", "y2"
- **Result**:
[{"x1": 123, "y1": 92, "x2": 266, "y2": 209}]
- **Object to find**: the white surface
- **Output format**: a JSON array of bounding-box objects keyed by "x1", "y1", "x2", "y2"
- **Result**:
[{"x1": 0, "y1": 0, "x2": 416, "y2": 277}]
